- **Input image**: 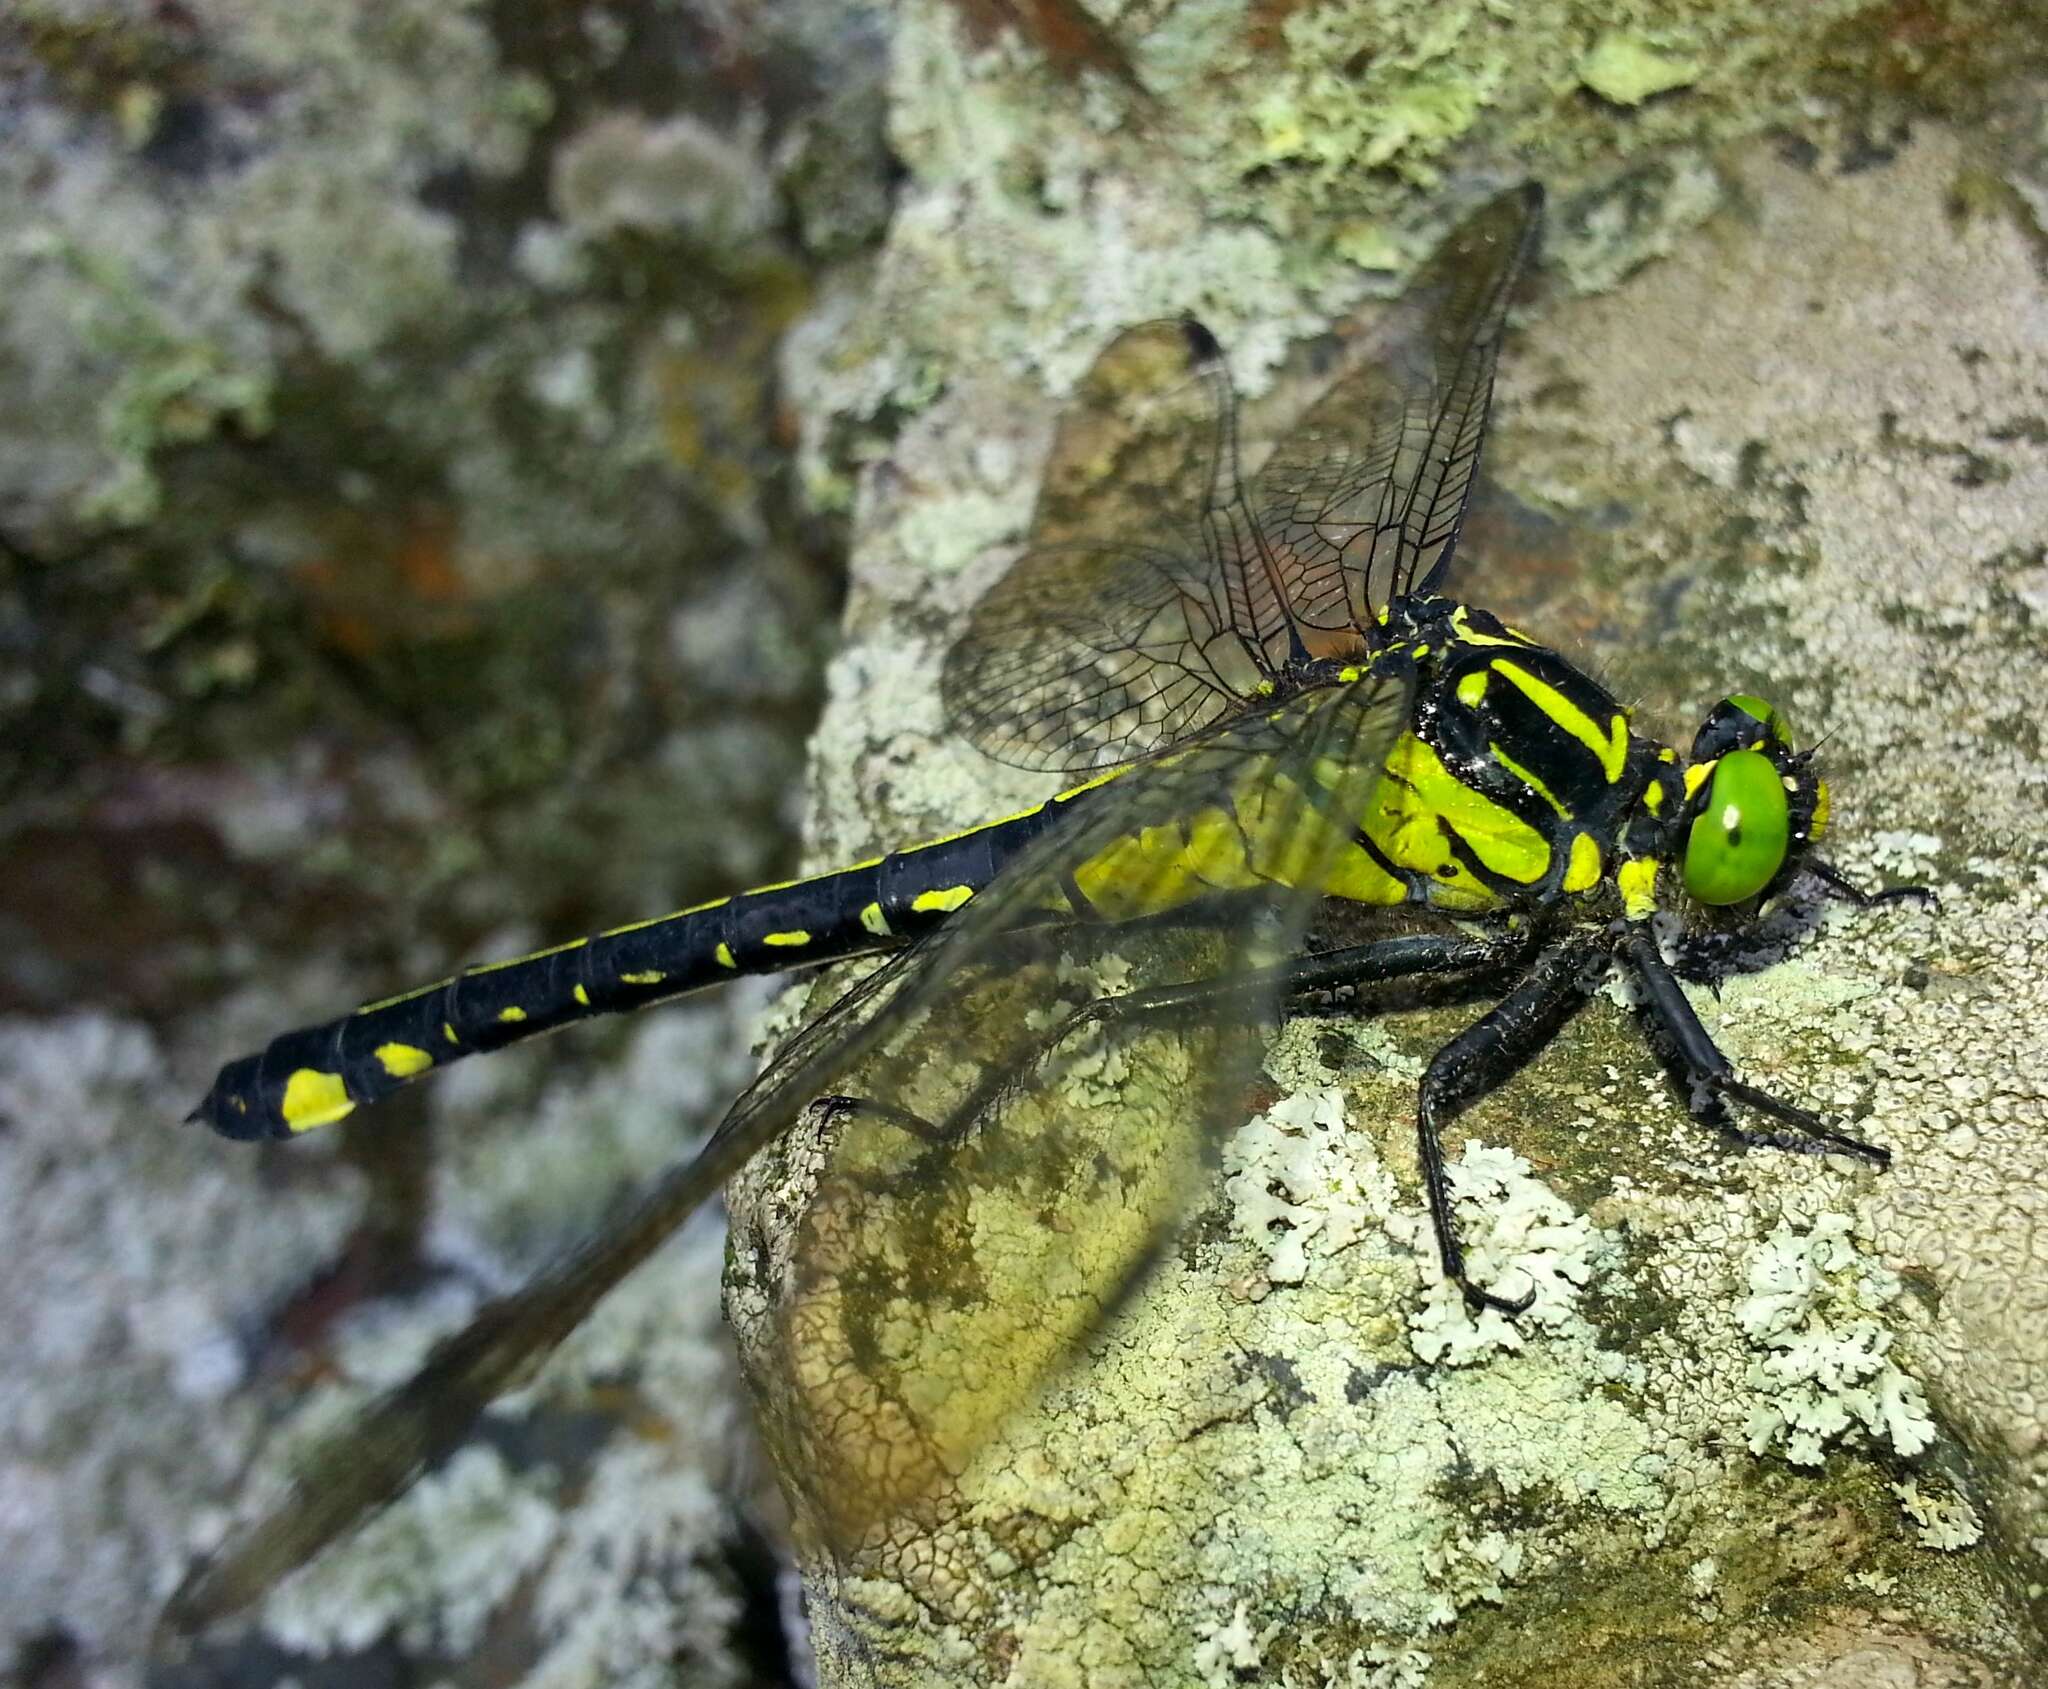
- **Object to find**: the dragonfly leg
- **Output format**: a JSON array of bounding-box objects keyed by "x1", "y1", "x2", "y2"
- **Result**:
[
  {"x1": 1414, "y1": 935, "x2": 1612, "y2": 1315},
  {"x1": 808, "y1": 1093, "x2": 955, "y2": 1144},
  {"x1": 1618, "y1": 927, "x2": 1889, "y2": 1166},
  {"x1": 1805, "y1": 857, "x2": 1938, "y2": 912},
  {"x1": 1068, "y1": 930, "x2": 1530, "y2": 1033},
  {"x1": 897, "y1": 931, "x2": 1531, "y2": 1148}
]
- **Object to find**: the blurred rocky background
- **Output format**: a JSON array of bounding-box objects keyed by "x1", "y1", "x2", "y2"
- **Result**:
[{"x1": 2, "y1": 2, "x2": 889, "y2": 1683}]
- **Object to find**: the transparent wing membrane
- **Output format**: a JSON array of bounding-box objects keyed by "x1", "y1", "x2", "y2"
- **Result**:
[
  {"x1": 742, "y1": 671, "x2": 1414, "y2": 1553},
  {"x1": 944, "y1": 320, "x2": 1264, "y2": 772},
  {"x1": 944, "y1": 186, "x2": 1543, "y2": 774},
  {"x1": 165, "y1": 672, "x2": 1410, "y2": 1622},
  {"x1": 1254, "y1": 184, "x2": 1544, "y2": 624}
]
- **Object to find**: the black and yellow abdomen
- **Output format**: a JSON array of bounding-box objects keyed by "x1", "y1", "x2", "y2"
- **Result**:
[
  {"x1": 195, "y1": 607, "x2": 1662, "y2": 1141},
  {"x1": 193, "y1": 794, "x2": 1085, "y2": 1139}
]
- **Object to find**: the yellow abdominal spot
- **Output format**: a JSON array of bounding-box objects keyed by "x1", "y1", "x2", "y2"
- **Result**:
[
  {"x1": 1618, "y1": 857, "x2": 1659, "y2": 919},
  {"x1": 860, "y1": 901, "x2": 891, "y2": 936},
  {"x1": 443, "y1": 1021, "x2": 460, "y2": 1044},
  {"x1": 573, "y1": 984, "x2": 590, "y2": 1006},
  {"x1": 281, "y1": 1068, "x2": 355, "y2": 1133},
  {"x1": 1684, "y1": 761, "x2": 1712, "y2": 799},
  {"x1": 911, "y1": 885, "x2": 975, "y2": 915},
  {"x1": 1491, "y1": 660, "x2": 1628, "y2": 782},
  {"x1": 1071, "y1": 805, "x2": 1263, "y2": 919},
  {"x1": 715, "y1": 942, "x2": 736, "y2": 969},
  {"x1": 620, "y1": 970, "x2": 665, "y2": 986},
  {"x1": 1456, "y1": 670, "x2": 1487, "y2": 708},
  {"x1": 1563, "y1": 832, "x2": 1602, "y2": 893},
  {"x1": 764, "y1": 930, "x2": 811, "y2": 947},
  {"x1": 498, "y1": 1006, "x2": 528, "y2": 1023},
  {"x1": 374, "y1": 1043, "x2": 434, "y2": 1080}
]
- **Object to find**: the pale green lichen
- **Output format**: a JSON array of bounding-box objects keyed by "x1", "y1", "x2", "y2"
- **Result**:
[
  {"x1": 1578, "y1": 32, "x2": 1704, "y2": 108},
  {"x1": 1401, "y1": 1143, "x2": 1607, "y2": 1365},
  {"x1": 1894, "y1": 1480, "x2": 1986, "y2": 1553}
]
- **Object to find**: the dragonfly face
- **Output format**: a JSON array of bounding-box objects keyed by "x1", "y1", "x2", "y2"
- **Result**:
[{"x1": 1616, "y1": 692, "x2": 1828, "y2": 915}]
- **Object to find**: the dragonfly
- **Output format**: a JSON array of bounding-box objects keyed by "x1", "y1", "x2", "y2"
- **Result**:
[{"x1": 168, "y1": 182, "x2": 1926, "y2": 1628}]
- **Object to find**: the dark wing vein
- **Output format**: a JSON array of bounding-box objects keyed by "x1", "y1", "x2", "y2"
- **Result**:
[
  {"x1": 748, "y1": 668, "x2": 1414, "y2": 1552},
  {"x1": 946, "y1": 186, "x2": 1542, "y2": 774},
  {"x1": 945, "y1": 320, "x2": 1267, "y2": 772},
  {"x1": 1250, "y1": 182, "x2": 1544, "y2": 630}
]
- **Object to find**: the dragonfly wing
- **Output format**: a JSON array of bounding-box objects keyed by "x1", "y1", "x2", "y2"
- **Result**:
[
  {"x1": 738, "y1": 667, "x2": 1414, "y2": 1556},
  {"x1": 160, "y1": 666, "x2": 1410, "y2": 1632},
  {"x1": 944, "y1": 190, "x2": 1544, "y2": 775},
  {"x1": 1251, "y1": 183, "x2": 1545, "y2": 630},
  {"x1": 943, "y1": 320, "x2": 1269, "y2": 773},
  {"x1": 157, "y1": 955, "x2": 933, "y2": 1635}
]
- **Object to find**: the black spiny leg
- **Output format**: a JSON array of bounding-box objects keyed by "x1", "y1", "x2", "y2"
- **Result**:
[
  {"x1": 1066, "y1": 931, "x2": 1531, "y2": 1035},
  {"x1": 1620, "y1": 927, "x2": 1889, "y2": 1166},
  {"x1": 814, "y1": 930, "x2": 1530, "y2": 1183},
  {"x1": 1805, "y1": 858, "x2": 1938, "y2": 912},
  {"x1": 1415, "y1": 935, "x2": 1612, "y2": 1315}
]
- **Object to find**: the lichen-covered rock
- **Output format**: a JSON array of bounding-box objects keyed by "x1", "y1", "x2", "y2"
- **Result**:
[{"x1": 725, "y1": 7, "x2": 2048, "y2": 1682}]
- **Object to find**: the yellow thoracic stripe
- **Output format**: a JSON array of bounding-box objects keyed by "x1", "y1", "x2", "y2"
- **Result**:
[
  {"x1": 1487, "y1": 741, "x2": 1570, "y2": 818},
  {"x1": 1378, "y1": 733, "x2": 1550, "y2": 886},
  {"x1": 1488, "y1": 659, "x2": 1628, "y2": 783},
  {"x1": 1449, "y1": 606, "x2": 1534, "y2": 648}
]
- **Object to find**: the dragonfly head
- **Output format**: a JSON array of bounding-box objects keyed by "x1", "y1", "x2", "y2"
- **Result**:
[{"x1": 1671, "y1": 693, "x2": 1827, "y2": 909}]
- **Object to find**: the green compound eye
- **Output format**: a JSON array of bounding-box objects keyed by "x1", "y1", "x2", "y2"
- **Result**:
[{"x1": 1683, "y1": 748, "x2": 1791, "y2": 905}]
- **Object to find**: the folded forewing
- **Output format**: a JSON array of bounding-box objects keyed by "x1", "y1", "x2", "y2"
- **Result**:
[{"x1": 1251, "y1": 183, "x2": 1544, "y2": 631}]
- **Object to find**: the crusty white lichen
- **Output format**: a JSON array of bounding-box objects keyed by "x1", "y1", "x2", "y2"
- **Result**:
[
  {"x1": 1738, "y1": 1215, "x2": 1937, "y2": 1468},
  {"x1": 1402, "y1": 1142, "x2": 1606, "y2": 1366}
]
